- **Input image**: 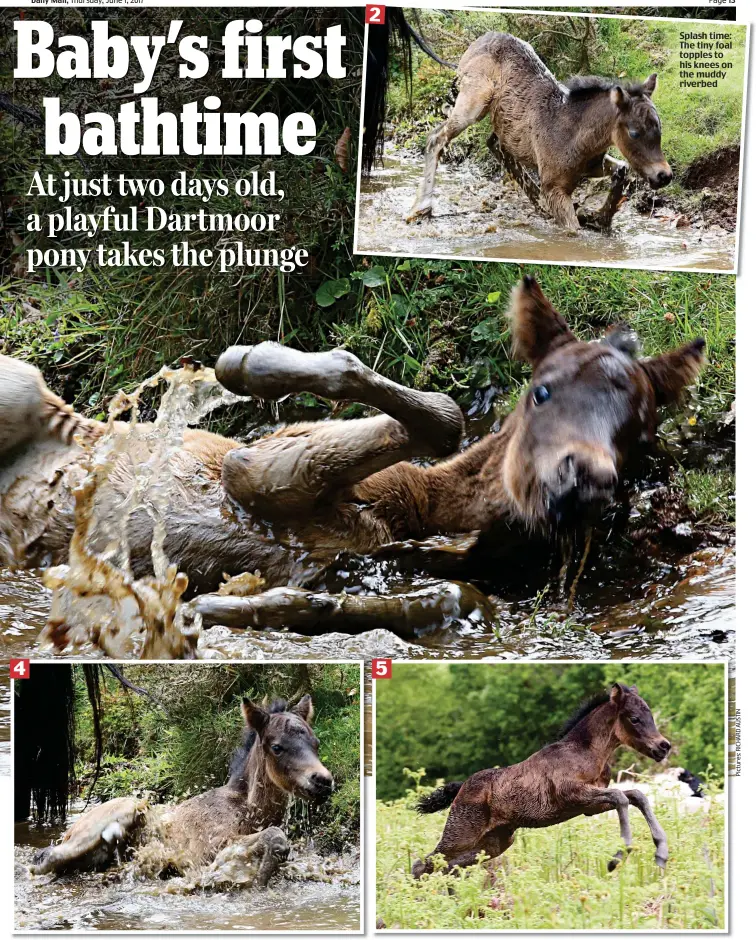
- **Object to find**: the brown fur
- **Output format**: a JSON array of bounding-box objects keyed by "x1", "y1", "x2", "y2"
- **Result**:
[
  {"x1": 412, "y1": 684, "x2": 671, "y2": 878},
  {"x1": 407, "y1": 33, "x2": 671, "y2": 229},
  {"x1": 161, "y1": 695, "x2": 331, "y2": 868},
  {"x1": 0, "y1": 278, "x2": 704, "y2": 596}
]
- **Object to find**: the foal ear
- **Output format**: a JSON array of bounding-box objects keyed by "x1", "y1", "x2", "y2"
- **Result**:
[
  {"x1": 603, "y1": 323, "x2": 640, "y2": 359},
  {"x1": 610, "y1": 86, "x2": 630, "y2": 111},
  {"x1": 290, "y1": 694, "x2": 314, "y2": 725},
  {"x1": 241, "y1": 698, "x2": 269, "y2": 734},
  {"x1": 640, "y1": 338, "x2": 706, "y2": 406},
  {"x1": 507, "y1": 276, "x2": 577, "y2": 368},
  {"x1": 610, "y1": 683, "x2": 625, "y2": 706},
  {"x1": 642, "y1": 73, "x2": 657, "y2": 96}
]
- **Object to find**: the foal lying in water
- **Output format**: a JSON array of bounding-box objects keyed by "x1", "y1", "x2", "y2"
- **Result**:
[
  {"x1": 31, "y1": 695, "x2": 333, "y2": 889},
  {"x1": 0, "y1": 277, "x2": 704, "y2": 634},
  {"x1": 413, "y1": 683, "x2": 670, "y2": 878}
]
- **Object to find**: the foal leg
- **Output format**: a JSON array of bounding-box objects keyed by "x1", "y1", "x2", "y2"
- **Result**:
[
  {"x1": 406, "y1": 81, "x2": 493, "y2": 222},
  {"x1": 215, "y1": 344, "x2": 463, "y2": 513},
  {"x1": 0, "y1": 356, "x2": 90, "y2": 457},
  {"x1": 540, "y1": 178, "x2": 581, "y2": 232},
  {"x1": 577, "y1": 161, "x2": 629, "y2": 232},
  {"x1": 624, "y1": 789, "x2": 668, "y2": 869},
  {"x1": 412, "y1": 801, "x2": 494, "y2": 878},
  {"x1": 486, "y1": 134, "x2": 543, "y2": 212},
  {"x1": 579, "y1": 788, "x2": 633, "y2": 871}
]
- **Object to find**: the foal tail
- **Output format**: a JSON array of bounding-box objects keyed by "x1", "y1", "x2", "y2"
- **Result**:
[{"x1": 415, "y1": 781, "x2": 463, "y2": 814}]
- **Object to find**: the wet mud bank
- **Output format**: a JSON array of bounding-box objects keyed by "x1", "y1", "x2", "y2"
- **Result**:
[{"x1": 356, "y1": 147, "x2": 737, "y2": 270}]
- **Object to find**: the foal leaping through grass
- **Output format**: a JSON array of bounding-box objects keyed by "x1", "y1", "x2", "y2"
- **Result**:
[{"x1": 412, "y1": 683, "x2": 670, "y2": 879}]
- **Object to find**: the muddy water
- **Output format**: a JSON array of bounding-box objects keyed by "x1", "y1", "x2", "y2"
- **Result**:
[
  {"x1": 0, "y1": 373, "x2": 734, "y2": 774},
  {"x1": 1, "y1": 542, "x2": 735, "y2": 665},
  {"x1": 356, "y1": 153, "x2": 736, "y2": 271},
  {"x1": 15, "y1": 819, "x2": 360, "y2": 932}
]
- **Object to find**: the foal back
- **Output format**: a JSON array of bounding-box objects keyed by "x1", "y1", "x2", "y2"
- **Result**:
[{"x1": 457, "y1": 32, "x2": 565, "y2": 167}]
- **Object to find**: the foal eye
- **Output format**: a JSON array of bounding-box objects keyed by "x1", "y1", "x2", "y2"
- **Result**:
[
  {"x1": 532, "y1": 385, "x2": 551, "y2": 406},
  {"x1": 630, "y1": 717, "x2": 641, "y2": 725},
  {"x1": 270, "y1": 744, "x2": 283, "y2": 755},
  {"x1": 628, "y1": 128, "x2": 641, "y2": 140}
]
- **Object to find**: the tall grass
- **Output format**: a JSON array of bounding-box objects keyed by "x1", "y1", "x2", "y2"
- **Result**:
[{"x1": 377, "y1": 784, "x2": 725, "y2": 930}]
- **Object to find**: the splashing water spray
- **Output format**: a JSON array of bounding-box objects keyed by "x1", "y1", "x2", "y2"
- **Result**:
[{"x1": 40, "y1": 364, "x2": 249, "y2": 659}]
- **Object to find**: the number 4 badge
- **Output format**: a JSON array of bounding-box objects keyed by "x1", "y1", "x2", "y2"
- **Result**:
[{"x1": 10, "y1": 659, "x2": 30, "y2": 680}]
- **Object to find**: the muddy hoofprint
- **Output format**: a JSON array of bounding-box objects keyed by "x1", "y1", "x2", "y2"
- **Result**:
[
  {"x1": 30, "y1": 695, "x2": 332, "y2": 889},
  {"x1": 412, "y1": 683, "x2": 670, "y2": 878},
  {"x1": 406, "y1": 33, "x2": 670, "y2": 230}
]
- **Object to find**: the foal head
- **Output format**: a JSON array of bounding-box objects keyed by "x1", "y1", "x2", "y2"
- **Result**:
[
  {"x1": 231, "y1": 695, "x2": 334, "y2": 804},
  {"x1": 610, "y1": 683, "x2": 671, "y2": 762},
  {"x1": 501, "y1": 276, "x2": 705, "y2": 531},
  {"x1": 610, "y1": 76, "x2": 672, "y2": 189},
  {"x1": 566, "y1": 74, "x2": 672, "y2": 189}
]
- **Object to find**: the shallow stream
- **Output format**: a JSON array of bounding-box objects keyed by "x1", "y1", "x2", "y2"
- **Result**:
[
  {"x1": 356, "y1": 152, "x2": 736, "y2": 271},
  {"x1": 15, "y1": 818, "x2": 360, "y2": 932}
]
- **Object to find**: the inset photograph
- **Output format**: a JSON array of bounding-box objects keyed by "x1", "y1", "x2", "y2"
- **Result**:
[
  {"x1": 14, "y1": 661, "x2": 363, "y2": 932},
  {"x1": 356, "y1": 8, "x2": 747, "y2": 272},
  {"x1": 375, "y1": 661, "x2": 726, "y2": 931}
]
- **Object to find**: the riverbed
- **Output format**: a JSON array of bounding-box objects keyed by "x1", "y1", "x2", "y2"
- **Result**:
[
  {"x1": 355, "y1": 152, "x2": 737, "y2": 272},
  {"x1": 15, "y1": 818, "x2": 361, "y2": 932}
]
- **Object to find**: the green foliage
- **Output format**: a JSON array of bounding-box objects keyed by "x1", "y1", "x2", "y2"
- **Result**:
[
  {"x1": 376, "y1": 786, "x2": 725, "y2": 929},
  {"x1": 375, "y1": 663, "x2": 726, "y2": 802},
  {"x1": 0, "y1": 6, "x2": 363, "y2": 406},
  {"x1": 73, "y1": 664, "x2": 361, "y2": 851}
]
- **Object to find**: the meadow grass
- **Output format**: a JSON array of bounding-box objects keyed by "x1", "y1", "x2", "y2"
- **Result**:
[{"x1": 376, "y1": 786, "x2": 725, "y2": 930}]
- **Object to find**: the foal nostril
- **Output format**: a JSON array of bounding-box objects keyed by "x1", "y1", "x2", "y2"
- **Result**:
[
  {"x1": 660, "y1": 739, "x2": 671, "y2": 754},
  {"x1": 558, "y1": 454, "x2": 575, "y2": 484},
  {"x1": 310, "y1": 771, "x2": 334, "y2": 791}
]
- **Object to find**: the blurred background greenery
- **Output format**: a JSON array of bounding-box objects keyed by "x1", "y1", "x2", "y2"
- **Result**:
[{"x1": 375, "y1": 662, "x2": 725, "y2": 801}]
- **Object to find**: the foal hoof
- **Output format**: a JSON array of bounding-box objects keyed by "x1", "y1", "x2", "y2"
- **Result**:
[
  {"x1": 411, "y1": 859, "x2": 427, "y2": 879},
  {"x1": 607, "y1": 848, "x2": 631, "y2": 872},
  {"x1": 655, "y1": 854, "x2": 668, "y2": 870},
  {"x1": 406, "y1": 204, "x2": 432, "y2": 223}
]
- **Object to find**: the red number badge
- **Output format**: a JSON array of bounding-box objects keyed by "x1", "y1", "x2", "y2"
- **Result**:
[
  {"x1": 366, "y1": 6, "x2": 386, "y2": 25},
  {"x1": 372, "y1": 658, "x2": 392, "y2": 679},
  {"x1": 10, "y1": 659, "x2": 30, "y2": 680}
]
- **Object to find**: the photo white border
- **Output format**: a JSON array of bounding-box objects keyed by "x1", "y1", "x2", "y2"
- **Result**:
[
  {"x1": 353, "y1": 6, "x2": 750, "y2": 276},
  {"x1": 10, "y1": 658, "x2": 365, "y2": 937},
  {"x1": 371, "y1": 658, "x2": 730, "y2": 935}
]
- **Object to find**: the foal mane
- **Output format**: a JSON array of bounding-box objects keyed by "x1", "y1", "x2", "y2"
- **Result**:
[
  {"x1": 227, "y1": 697, "x2": 288, "y2": 785},
  {"x1": 565, "y1": 76, "x2": 650, "y2": 100},
  {"x1": 558, "y1": 684, "x2": 632, "y2": 738}
]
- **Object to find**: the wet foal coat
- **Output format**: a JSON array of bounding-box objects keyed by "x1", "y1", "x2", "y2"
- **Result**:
[
  {"x1": 0, "y1": 278, "x2": 704, "y2": 608},
  {"x1": 412, "y1": 683, "x2": 671, "y2": 877}
]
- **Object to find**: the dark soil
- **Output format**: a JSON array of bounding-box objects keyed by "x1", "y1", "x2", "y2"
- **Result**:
[{"x1": 633, "y1": 145, "x2": 740, "y2": 232}]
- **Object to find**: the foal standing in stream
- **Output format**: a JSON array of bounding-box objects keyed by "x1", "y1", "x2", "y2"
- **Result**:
[{"x1": 413, "y1": 684, "x2": 670, "y2": 878}]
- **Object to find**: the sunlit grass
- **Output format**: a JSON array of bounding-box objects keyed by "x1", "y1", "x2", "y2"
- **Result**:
[{"x1": 377, "y1": 786, "x2": 725, "y2": 930}]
